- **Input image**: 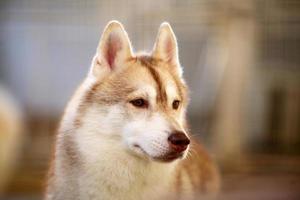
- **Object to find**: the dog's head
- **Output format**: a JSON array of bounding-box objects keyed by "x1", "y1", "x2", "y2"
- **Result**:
[{"x1": 76, "y1": 21, "x2": 190, "y2": 162}]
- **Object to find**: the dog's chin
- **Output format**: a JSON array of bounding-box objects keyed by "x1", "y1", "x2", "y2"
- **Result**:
[
  {"x1": 131, "y1": 144, "x2": 185, "y2": 163},
  {"x1": 152, "y1": 152, "x2": 185, "y2": 162}
]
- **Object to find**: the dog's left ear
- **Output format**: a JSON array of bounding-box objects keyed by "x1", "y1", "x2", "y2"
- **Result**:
[
  {"x1": 152, "y1": 22, "x2": 182, "y2": 75},
  {"x1": 91, "y1": 21, "x2": 133, "y2": 78}
]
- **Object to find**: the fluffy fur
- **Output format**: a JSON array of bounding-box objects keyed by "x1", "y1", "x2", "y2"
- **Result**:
[{"x1": 45, "y1": 21, "x2": 220, "y2": 200}]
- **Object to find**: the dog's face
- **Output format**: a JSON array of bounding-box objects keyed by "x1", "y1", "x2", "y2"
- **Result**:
[{"x1": 77, "y1": 21, "x2": 190, "y2": 162}]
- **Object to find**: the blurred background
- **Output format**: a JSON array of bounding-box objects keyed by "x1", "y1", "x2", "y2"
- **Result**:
[{"x1": 0, "y1": 0, "x2": 300, "y2": 199}]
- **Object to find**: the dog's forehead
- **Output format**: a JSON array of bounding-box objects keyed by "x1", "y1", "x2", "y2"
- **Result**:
[
  {"x1": 124, "y1": 63, "x2": 157, "y2": 88},
  {"x1": 124, "y1": 56, "x2": 184, "y2": 102}
]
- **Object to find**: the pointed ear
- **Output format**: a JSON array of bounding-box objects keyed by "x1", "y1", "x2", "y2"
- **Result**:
[
  {"x1": 91, "y1": 21, "x2": 133, "y2": 77},
  {"x1": 152, "y1": 22, "x2": 180, "y2": 66}
]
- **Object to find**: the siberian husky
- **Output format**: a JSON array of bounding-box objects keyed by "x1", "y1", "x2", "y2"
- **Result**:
[{"x1": 45, "y1": 21, "x2": 220, "y2": 200}]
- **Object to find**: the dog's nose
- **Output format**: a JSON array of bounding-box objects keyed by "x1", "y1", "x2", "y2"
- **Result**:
[{"x1": 168, "y1": 131, "x2": 190, "y2": 153}]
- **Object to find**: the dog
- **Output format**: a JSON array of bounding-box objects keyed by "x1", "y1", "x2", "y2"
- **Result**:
[{"x1": 45, "y1": 21, "x2": 220, "y2": 200}]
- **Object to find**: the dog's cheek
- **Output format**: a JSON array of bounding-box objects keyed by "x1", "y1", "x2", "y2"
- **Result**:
[
  {"x1": 122, "y1": 117, "x2": 146, "y2": 138},
  {"x1": 83, "y1": 104, "x2": 127, "y2": 135}
]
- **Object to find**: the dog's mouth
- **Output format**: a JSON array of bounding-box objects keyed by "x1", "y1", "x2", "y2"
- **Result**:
[
  {"x1": 133, "y1": 144, "x2": 148, "y2": 156},
  {"x1": 153, "y1": 152, "x2": 184, "y2": 162},
  {"x1": 133, "y1": 144, "x2": 184, "y2": 162}
]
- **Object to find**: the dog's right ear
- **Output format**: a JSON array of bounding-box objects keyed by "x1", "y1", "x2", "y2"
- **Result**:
[{"x1": 90, "y1": 21, "x2": 133, "y2": 78}]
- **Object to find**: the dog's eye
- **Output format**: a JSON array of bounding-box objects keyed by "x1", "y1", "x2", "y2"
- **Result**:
[
  {"x1": 172, "y1": 100, "x2": 180, "y2": 110},
  {"x1": 130, "y1": 98, "x2": 148, "y2": 108}
]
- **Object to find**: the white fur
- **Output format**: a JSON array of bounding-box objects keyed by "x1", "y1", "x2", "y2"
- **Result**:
[
  {"x1": 123, "y1": 113, "x2": 170, "y2": 158},
  {"x1": 166, "y1": 84, "x2": 178, "y2": 104}
]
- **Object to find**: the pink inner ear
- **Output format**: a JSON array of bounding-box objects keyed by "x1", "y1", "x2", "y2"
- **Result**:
[
  {"x1": 165, "y1": 37, "x2": 174, "y2": 62},
  {"x1": 106, "y1": 33, "x2": 122, "y2": 69}
]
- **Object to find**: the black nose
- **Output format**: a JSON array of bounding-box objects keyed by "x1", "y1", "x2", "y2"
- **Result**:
[{"x1": 168, "y1": 131, "x2": 190, "y2": 153}]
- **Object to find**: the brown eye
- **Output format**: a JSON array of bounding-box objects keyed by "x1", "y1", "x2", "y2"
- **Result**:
[
  {"x1": 172, "y1": 100, "x2": 180, "y2": 110},
  {"x1": 130, "y1": 98, "x2": 148, "y2": 108}
]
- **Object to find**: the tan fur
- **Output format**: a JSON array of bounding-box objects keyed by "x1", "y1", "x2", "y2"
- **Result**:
[{"x1": 46, "y1": 21, "x2": 220, "y2": 200}]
